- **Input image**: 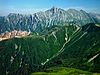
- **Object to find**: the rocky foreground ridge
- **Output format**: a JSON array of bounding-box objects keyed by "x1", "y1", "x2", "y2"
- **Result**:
[{"x1": 0, "y1": 30, "x2": 30, "y2": 41}]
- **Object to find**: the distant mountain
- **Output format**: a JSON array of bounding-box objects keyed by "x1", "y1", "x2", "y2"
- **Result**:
[
  {"x1": 0, "y1": 7, "x2": 100, "y2": 34},
  {"x1": 0, "y1": 23, "x2": 100, "y2": 75},
  {"x1": 89, "y1": 13, "x2": 100, "y2": 23}
]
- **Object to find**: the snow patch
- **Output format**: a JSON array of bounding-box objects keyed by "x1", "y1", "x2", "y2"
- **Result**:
[
  {"x1": 88, "y1": 54, "x2": 99, "y2": 63},
  {"x1": 15, "y1": 44, "x2": 18, "y2": 49},
  {"x1": 10, "y1": 56, "x2": 14, "y2": 64}
]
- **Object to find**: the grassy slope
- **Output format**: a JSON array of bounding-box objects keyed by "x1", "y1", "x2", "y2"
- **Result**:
[{"x1": 31, "y1": 67, "x2": 100, "y2": 75}]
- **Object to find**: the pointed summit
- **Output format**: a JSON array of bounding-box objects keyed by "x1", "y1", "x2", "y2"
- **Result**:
[
  {"x1": 46, "y1": 6, "x2": 65, "y2": 14},
  {"x1": 51, "y1": 6, "x2": 58, "y2": 10},
  {"x1": 67, "y1": 9, "x2": 79, "y2": 13},
  {"x1": 80, "y1": 9, "x2": 87, "y2": 13},
  {"x1": 50, "y1": 6, "x2": 59, "y2": 13}
]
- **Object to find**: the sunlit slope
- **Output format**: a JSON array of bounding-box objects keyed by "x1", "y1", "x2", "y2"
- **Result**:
[
  {"x1": 0, "y1": 24, "x2": 78, "y2": 75},
  {"x1": 31, "y1": 67, "x2": 100, "y2": 75},
  {"x1": 0, "y1": 23, "x2": 100, "y2": 75}
]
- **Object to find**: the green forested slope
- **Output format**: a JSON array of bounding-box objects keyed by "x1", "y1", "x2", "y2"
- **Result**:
[
  {"x1": 0, "y1": 23, "x2": 100, "y2": 75},
  {"x1": 44, "y1": 23, "x2": 100, "y2": 73}
]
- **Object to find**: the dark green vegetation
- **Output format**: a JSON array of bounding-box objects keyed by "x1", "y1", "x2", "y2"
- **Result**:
[
  {"x1": 44, "y1": 23, "x2": 100, "y2": 72},
  {"x1": 0, "y1": 23, "x2": 100, "y2": 75}
]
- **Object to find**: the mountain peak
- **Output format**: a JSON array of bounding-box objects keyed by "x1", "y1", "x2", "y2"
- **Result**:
[
  {"x1": 67, "y1": 9, "x2": 79, "y2": 12},
  {"x1": 80, "y1": 9, "x2": 87, "y2": 13},
  {"x1": 46, "y1": 6, "x2": 65, "y2": 14},
  {"x1": 8, "y1": 13, "x2": 17, "y2": 16},
  {"x1": 7, "y1": 13, "x2": 23, "y2": 17},
  {"x1": 51, "y1": 6, "x2": 58, "y2": 10},
  {"x1": 49, "y1": 6, "x2": 59, "y2": 13}
]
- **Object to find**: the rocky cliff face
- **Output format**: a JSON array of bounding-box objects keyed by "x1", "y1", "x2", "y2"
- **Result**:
[
  {"x1": 0, "y1": 7, "x2": 100, "y2": 34},
  {"x1": 0, "y1": 30, "x2": 30, "y2": 41}
]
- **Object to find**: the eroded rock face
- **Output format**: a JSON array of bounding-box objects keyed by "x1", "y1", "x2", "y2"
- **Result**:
[
  {"x1": 0, "y1": 7, "x2": 100, "y2": 34},
  {"x1": 0, "y1": 30, "x2": 30, "y2": 41}
]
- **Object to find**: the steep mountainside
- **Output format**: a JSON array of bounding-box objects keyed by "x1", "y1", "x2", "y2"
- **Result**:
[
  {"x1": 0, "y1": 7, "x2": 100, "y2": 34},
  {"x1": 44, "y1": 23, "x2": 100, "y2": 72},
  {"x1": 0, "y1": 23, "x2": 100, "y2": 75}
]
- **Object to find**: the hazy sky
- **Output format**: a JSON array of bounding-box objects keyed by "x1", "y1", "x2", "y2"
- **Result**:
[{"x1": 0, "y1": 0, "x2": 100, "y2": 16}]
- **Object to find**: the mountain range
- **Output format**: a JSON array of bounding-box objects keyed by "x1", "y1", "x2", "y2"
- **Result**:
[
  {"x1": 0, "y1": 7, "x2": 100, "y2": 34},
  {"x1": 0, "y1": 7, "x2": 100, "y2": 75}
]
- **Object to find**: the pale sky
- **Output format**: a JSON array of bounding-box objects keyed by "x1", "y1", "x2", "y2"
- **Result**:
[{"x1": 0, "y1": 0, "x2": 100, "y2": 16}]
